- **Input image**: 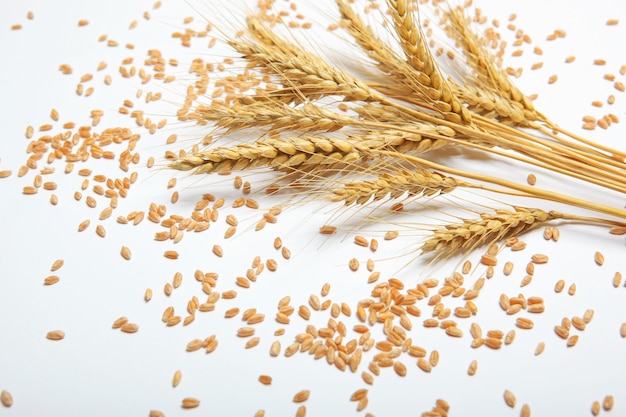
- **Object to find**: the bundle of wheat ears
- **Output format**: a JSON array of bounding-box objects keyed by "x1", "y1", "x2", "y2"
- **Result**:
[{"x1": 169, "y1": 0, "x2": 626, "y2": 259}]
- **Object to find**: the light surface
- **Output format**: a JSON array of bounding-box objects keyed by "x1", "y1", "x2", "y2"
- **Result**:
[{"x1": 1, "y1": 1, "x2": 625, "y2": 416}]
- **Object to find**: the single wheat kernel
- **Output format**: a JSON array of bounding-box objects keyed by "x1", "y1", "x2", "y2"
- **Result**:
[
  {"x1": 505, "y1": 330, "x2": 516, "y2": 345},
  {"x1": 583, "y1": 309, "x2": 595, "y2": 324},
  {"x1": 172, "y1": 370, "x2": 182, "y2": 387},
  {"x1": 349, "y1": 258, "x2": 359, "y2": 271},
  {"x1": 120, "y1": 323, "x2": 138, "y2": 333},
  {"x1": 460, "y1": 260, "x2": 471, "y2": 274},
  {"x1": 293, "y1": 390, "x2": 310, "y2": 403},
  {"x1": 0, "y1": 390, "x2": 12, "y2": 407},
  {"x1": 571, "y1": 316, "x2": 586, "y2": 331},
  {"x1": 266, "y1": 259, "x2": 278, "y2": 271},
  {"x1": 245, "y1": 337, "x2": 261, "y2": 349},
  {"x1": 22, "y1": 186, "x2": 37, "y2": 195},
  {"x1": 212, "y1": 245, "x2": 223, "y2": 257},
  {"x1": 224, "y1": 226, "x2": 236, "y2": 239},
  {"x1": 120, "y1": 246, "x2": 131, "y2": 260},
  {"x1": 319, "y1": 225, "x2": 337, "y2": 234},
  {"x1": 258, "y1": 375, "x2": 272, "y2": 385},
  {"x1": 417, "y1": 358, "x2": 432, "y2": 373},
  {"x1": 620, "y1": 323, "x2": 626, "y2": 338},
  {"x1": 562, "y1": 317, "x2": 572, "y2": 330},
  {"x1": 568, "y1": 283, "x2": 576, "y2": 295},
  {"x1": 548, "y1": 74, "x2": 558, "y2": 84},
  {"x1": 567, "y1": 335, "x2": 579, "y2": 347},
  {"x1": 445, "y1": 326, "x2": 463, "y2": 337},
  {"x1": 527, "y1": 173, "x2": 537, "y2": 185},
  {"x1": 554, "y1": 325, "x2": 569, "y2": 339},
  {"x1": 384, "y1": 230, "x2": 399, "y2": 240},
  {"x1": 480, "y1": 254, "x2": 497, "y2": 266},
  {"x1": 144, "y1": 288, "x2": 152, "y2": 302},
  {"x1": 370, "y1": 239, "x2": 378, "y2": 252},
  {"x1": 503, "y1": 262, "x2": 514, "y2": 276},
  {"x1": 591, "y1": 401, "x2": 601, "y2": 416},
  {"x1": 46, "y1": 330, "x2": 65, "y2": 340},
  {"x1": 504, "y1": 390, "x2": 516, "y2": 408},
  {"x1": 544, "y1": 226, "x2": 554, "y2": 241},
  {"x1": 531, "y1": 254, "x2": 549, "y2": 264},
  {"x1": 467, "y1": 359, "x2": 478, "y2": 376},
  {"x1": 270, "y1": 341, "x2": 281, "y2": 356},
  {"x1": 95, "y1": 225, "x2": 106, "y2": 238},
  {"x1": 594, "y1": 251, "x2": 605, "y2": 266},
  {"x1": 516, "y1": 317, "x2": 534, "y2": 329},
  {"x1": 555, "y1": 279, "x2": 565, "y2": 293},
  {"x1": 520, "y1": 275, "x2": 532, "y2": 287},
  {"x1": 181, "y1": 398, "x2": 200, "y2": 409},
  {"x1": 535, "y1": 342, "x2": 545, "y2": 356},
  {"x1": 112, "y1": 316, "x2": 128, "y2": 329},
  {"x1": 354, "y1": 235, "x2": 368, "y2": 247},
  {"x1": 43, "y1": 275, "x2": 60, "y2": 285},
  {"x1": 237, "y1": 327, "x2": 255, "y2": 337},
  {"x1": 48, "y1": 259, "x2": 64, "y2": 273},
  {"x1": 164, "y1": 250, "x2": 179, "y2": 260}
]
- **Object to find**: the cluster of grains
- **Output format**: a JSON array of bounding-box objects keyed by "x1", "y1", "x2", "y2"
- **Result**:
[{"x1": 2, "y1": 0, "x2": 625, "y2": 416}]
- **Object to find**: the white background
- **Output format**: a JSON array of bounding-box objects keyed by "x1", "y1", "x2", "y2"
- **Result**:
[{"x1": 1, "y1": 1, "x2": 626, "y2": 416}]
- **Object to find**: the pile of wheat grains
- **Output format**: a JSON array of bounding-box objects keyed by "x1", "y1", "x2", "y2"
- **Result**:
[{"x1": 1, "y1": 1, "x2": 625, "y2": 416}]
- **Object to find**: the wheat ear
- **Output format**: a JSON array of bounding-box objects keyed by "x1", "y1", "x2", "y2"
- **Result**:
[
  {"x1": 330, "y1": 168, "x2": 463, "y2": 205},
  {"x1": 229, "y1": 15, "x2": 374, "y2": 103},
  {"x1": 420, "y1": 207, "x2": 559, "y2": 256},
  {"x1": 169, "y1": 135, "x2": 369, "y2": 174},
  {"x1": 193, "y1": 101, "x2": 352, "y2": 134},
  {"x1": 387, "y1": 0, "x2": 472, "y2": 123},
  {"x1": 444, "y1": 6, "x2": 537, "y2": 118}
]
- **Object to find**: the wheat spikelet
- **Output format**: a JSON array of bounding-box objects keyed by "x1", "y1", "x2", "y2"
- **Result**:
[
  {"x1": 330, "y1": 168, "x2": 462, "y2": 205},
  {"x1": 420, "y1": 207, "x2": 560, "y2": 257},
  {"x1": 445, "y1": 7, "x2": 537, "y2": 118},
  {"x1": 387, "y1": 0, "x2": 472, "y2": 123}
]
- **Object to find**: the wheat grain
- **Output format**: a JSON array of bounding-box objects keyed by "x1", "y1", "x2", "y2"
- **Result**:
[
  {"x1": 0, "y1": 391, "x2": 12, "y2": 408},
  {"x1": 121, "y1": 323, "x2": 138, "y2": 333},
  {"x1": 181, "y1": 398, "x2": 200, "y2": 409},
  {"x1": 46, "y1": 330, "x2": 65, "y2": 340}
]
